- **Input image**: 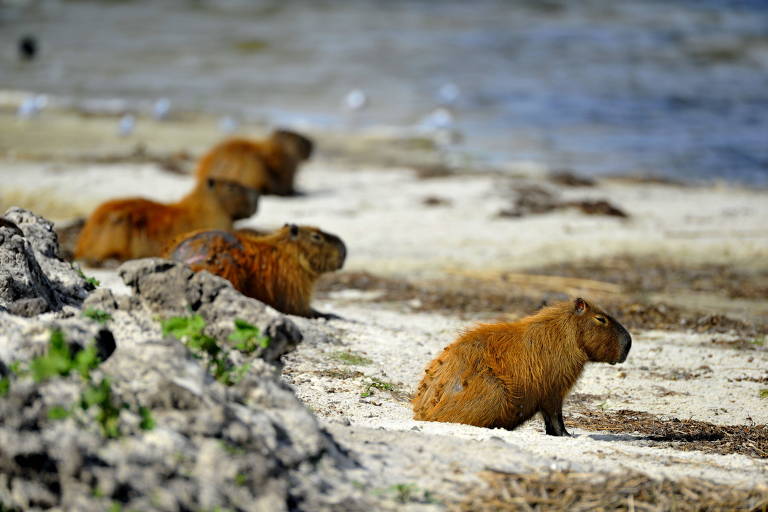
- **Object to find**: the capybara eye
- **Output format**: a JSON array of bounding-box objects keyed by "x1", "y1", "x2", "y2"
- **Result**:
[
  {"x1": 310, "y1": 233, "x2": 323, "y2": 242},
  {"x1": 595, "y1": 316, "x2": 607, "y2": 324}
]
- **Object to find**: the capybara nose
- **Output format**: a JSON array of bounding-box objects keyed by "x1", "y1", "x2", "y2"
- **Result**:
[
  {"x1": 338, "y1": 241, "x2": 347, "y2": 267},
  {"x1": 618, "y1": 330, "x2": 632, "y2": 363}
]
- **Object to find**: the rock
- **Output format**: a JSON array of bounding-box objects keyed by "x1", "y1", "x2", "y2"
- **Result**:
[
  {"x1": 96, "y1": 258, "x2": 303, "y2": 365},
  {"x1": 0, "y1": 208, "x2": 91, "y2": 316},
  {"x1": 0, "y1": 213, "x2": 369, "y2": 510}
]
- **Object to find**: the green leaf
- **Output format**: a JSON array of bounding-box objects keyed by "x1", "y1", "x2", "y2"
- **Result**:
[
  {"x1": 0, "y1": 377, "x2": 9, "y2": 397},
  {"x1": 82, "y1": 308, "x2": 112, "y2": 324},
  {"x1": 162, "y1": 314, "x2": 206, "y2": 340},
  {"x1": 81, "y1": 380, "x2": 110, "y2": 409},
  {"x1": 76, "y1": 266, "x2": 100, "y2": 288},
  {"x1": 73, "y1": 346, "x2": 100, "y2": 379},
  {"x1": 48, "y1": 405, "x2": 70, "y2": 420},
  {"x1": 228, "y1": 318, "x2": 270, "y2": 352},
  {"x1": 139, "y1": 406, "x2": 156, "y2": 431}
]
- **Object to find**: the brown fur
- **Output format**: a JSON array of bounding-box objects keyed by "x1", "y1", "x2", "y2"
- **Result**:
[
  {"x1": 165, "y1": 224, "x2": 346, "y2": 318},
  {"x1": 195, "y1": 129, "x2": 314, "y2": 196},
  {"x1": 412, "y1": 298, "x2": 632, "y2": 436},
  {"x1": 74, "y1": 178, "x2": 259, "y2": 263}
]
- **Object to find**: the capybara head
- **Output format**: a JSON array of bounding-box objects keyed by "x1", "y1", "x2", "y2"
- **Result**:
[
  {"x1": 571, "y1": 297, "x2": 631, "y2": 364},
  {"x1": 198, "y1": 140, "x2": 272, "y2": 191},
  {"x1": 271, "y1": 129, "x2": 314, "y2": 161},
  {"x1": 278, "y1": 223, "x2": 346, "y2": 274},
  {"x1": 207, "y1": 178, "x2": 260, "y2": 221}
]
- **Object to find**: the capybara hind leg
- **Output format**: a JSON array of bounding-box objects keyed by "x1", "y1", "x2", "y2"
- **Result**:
[
  {"x1": 540, "y1": 397, "x2": 570, "y2": 437},
  {"x1": 423, "y1": 374, "x2": 510, "y2": 428}
]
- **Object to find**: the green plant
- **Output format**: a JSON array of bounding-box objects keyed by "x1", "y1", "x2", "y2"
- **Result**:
[
  {"x1": 5, "y1": 329, "x2": 154, "y2": 438},
  {"x1": 162, "y1": 315, "x2": 264, "y2": 386},
  {"x1": 75, "y1": 266, "x2": 100, "y2": 288},
  {"x1": 162, "y1": 314, "x2": 229, "y2": 382},
  {"x1": 760, "y1": 389, "x2": 768, "y2": 399},
  {"x1": 0, "y1": 377, "x2": 9, "y2": 397},
  {"x1": 234, "y1": 473, "x2": 248, "y2": 486},
  {"x1": 139, "y1": 406, "x2": 156, "y2": 431},
  {"x1": 374, "y1": 483, "x2": 439, "y2": 505},
  {"x1": 47, "y1": 405, "x2": 70, "y2": 420},
  {"x1": 361, "y1": 377, "x2": 396, "y2": 398},
  {"x1": 83, "y1": 308, "x2": 112, "y2": 324},
  {"x1": 331, "y1": 350, "x2": 373, "y2": 366},
  {"x1": 228, "y1": 319, "x2": 269, "y2": 352},
  {"x1": 750, "y1": 336, "x2": 766, "y2": 346},
  {"x1": 29, "y1": 329, "x2": 74, "y2": 381}
]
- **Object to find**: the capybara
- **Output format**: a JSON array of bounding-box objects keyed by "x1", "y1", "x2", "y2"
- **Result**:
[
  {"x1": 412, "y1": 298, "x2": 631, "y2": 436},
  {"x1": 195, "y1": 129, "x2": 314, "y2": 196},
  {"x1": 74, "y1": 177, "x2": 260, "y2": 263},
  {"x1": 165, "y1": 223, "x2": 346, "y2": 318}
]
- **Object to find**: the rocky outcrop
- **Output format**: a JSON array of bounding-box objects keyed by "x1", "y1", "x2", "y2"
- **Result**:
[
  {"x1": 0, "y1": 210, "x2": 368, "y2": 511},
  {"x1": 0, "y1": 207, "x2": 91, "y2": 316}
]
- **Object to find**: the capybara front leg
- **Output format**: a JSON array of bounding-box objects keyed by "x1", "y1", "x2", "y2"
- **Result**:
[{"x1": 540, "y1": 399, "x2": 570, "y2": 437}]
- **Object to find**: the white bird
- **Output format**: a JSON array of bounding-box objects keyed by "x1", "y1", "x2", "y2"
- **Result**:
[
  {"x1": 118, "y1": 114, "x2": 135, "y2": 136},
  {"x1": 421, "y1": 107, "x2": 454, "y2": 130},
  {"x1": 17, "y1": 96, "x2": 38, "y2": 119},
  {"x1": 33, "y1": 94, "x2": 48, "y2": 111},
  {"x1": 343, "y1": 89, "x2": 368, "y2": 111},
  {"x1": 218, "y1": 116, "x2": 239, "y2": 134},
  {"x1": 437, "y1": 83, "x2": 460, "y2": 105},
  {"x1": 152, "y1": 98, "x2": 171, "y2": 120}
]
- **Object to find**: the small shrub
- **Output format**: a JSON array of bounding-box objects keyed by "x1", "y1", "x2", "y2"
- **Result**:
[
  {"x1": 4, "y1": 329, "x2": 154, "y2": 438},
  {"x1": 331, "y1": 350, "x2": 373, "y2": 366},
  {"x1": 75, "y1": 266, "x2": 100, "y2": 288},
  {"x1": 139, "y1": 406, "x2": 156, "y2": 431},
  {"x1": 361, "y1": 377, "x2": 396, "y2": 398},
  {"x1": 162, "y1": 315, "x2": 263, "y2": 386},
  {"x1": 82, "y1": 308, "x2": 112, "y2": 324},
  {"x1": 228, "y1": 319, "x2": 269, "y2": 352}
]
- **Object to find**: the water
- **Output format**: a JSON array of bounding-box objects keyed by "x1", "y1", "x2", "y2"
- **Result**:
[{"x1": 2, "y1": 0, "x2": 768, "y2": 185}]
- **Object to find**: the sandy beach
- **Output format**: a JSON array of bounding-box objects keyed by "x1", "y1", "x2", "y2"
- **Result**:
[{"x1": 1, "y1": 98, "x2": 767, "y2": 509}]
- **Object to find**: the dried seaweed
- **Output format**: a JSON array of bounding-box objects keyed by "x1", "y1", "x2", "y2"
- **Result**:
[
  {"x1": 570, "y1": 409, "x2": 768, "y2": 459},
  {"x1": 458, "y1": 469, "x2": 768, "y2": 512}
]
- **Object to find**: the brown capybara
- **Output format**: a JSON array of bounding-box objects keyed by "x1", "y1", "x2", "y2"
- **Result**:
[
  {"x1": 165, "y1": 223, "x2": 346, "y2": 318},
  {"x1": 74, "y1": 177, "x2": 260, "y2": 264},
  {"x1": 195, "y1": 129, "x2": 314, "y2": 196},
  {"x1": 412, "y1": 298, "x2": 631, "y2": 436}
]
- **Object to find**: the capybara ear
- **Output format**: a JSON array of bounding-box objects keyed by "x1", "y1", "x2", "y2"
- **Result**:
[
  {"x1": 289, "y1": 224, "x2": 299, "y2": 238},
  {"x1": 574, "y1": 297, "x2": 588, "y2": 314}
]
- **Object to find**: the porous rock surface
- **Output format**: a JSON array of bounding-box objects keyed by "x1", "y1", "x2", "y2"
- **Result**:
[
  {"x1": 0, "y1": 207, "x2": 92, "y2": 316},
  {"x1": 0, "y1": 210, "x2": 368, "y2": 511}
]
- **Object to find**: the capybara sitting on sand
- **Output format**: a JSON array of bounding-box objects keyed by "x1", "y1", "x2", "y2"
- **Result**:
[
  {"x1": 74, "y1": 178, "x2": 259, "y2": 263},
  {"x1": 195, "y1": 129, "x2": 314, "y2": 196},
  {"x1": 165, "y1": 224, "x2": 346, "y2": 318},
  {"x1": 412, "y1": 298, "x2": 631, "y2": 436}
]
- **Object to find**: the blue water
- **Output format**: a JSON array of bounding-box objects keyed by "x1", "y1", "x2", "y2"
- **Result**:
[{"x1": 1, "y1": 0, "x2": 767, "y2": 185}]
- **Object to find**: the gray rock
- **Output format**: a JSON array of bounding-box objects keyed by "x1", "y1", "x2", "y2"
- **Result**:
[
  {"x1": 0, "y1": 314, "x2": 367, "y2": 511},
  {"x1": 102, "y1": 258, "x2": 302, "y2": 365},
  {"x1": 0, "y1": 228, "x2": 368, "y2": 511},
  {"x1": 0, "y1": 208, "x2": 91, "y2": 316}
]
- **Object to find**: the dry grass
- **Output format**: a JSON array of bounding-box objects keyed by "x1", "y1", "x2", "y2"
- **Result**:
[
  {"x1": 457, "y1": 469, "x2": 768, "y2": 512},
  {"x1": 570, "y1": 409, "x2": 768, "y2": 459}
]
